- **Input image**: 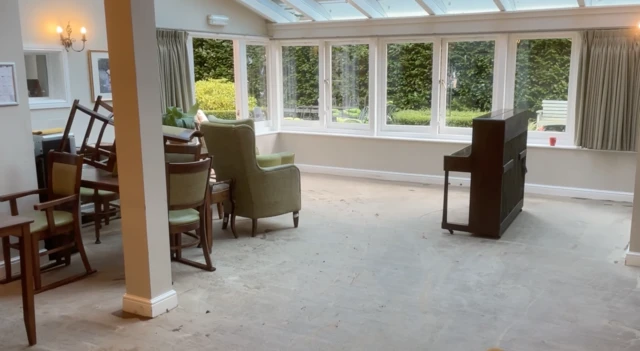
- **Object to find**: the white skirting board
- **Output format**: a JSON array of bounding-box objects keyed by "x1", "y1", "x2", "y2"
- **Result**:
[
  {"x1": 625, "y1": 250, "x2": 640, "y2": 267},
  {"x1": 296, "y1": 164, "x2": 634, "y2": 203},
  {"x1": 123, "y1": 289, "x2": 178, "y2": 318}
]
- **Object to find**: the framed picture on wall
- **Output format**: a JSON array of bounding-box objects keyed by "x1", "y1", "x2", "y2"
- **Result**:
[
  {"x1": 0, "y1": 62, "x2": 18, "y2": 106},
  {"x1": 88, "y1": 50, "x2": 111, "y2": 102}
]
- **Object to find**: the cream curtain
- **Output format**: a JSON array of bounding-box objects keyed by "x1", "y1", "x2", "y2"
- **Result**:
[
  {"x1": 157, "y1": 29, "x2": 192, "y2": 114},
  {"x1": 575, "y1": 29, "x2": 640, "y2": 151}
]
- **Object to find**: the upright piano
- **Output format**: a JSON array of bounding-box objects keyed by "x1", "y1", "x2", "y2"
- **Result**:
[{"x1": 442, "y1": 109, "x2": 535, "y2": 238}]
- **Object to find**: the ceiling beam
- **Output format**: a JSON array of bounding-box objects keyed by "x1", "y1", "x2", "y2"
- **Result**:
[
  {"x1": 348, "y1": 0, "x2": 386, "y2": 19},
  {"x1": 415, "y1": 0, "x2": 447, "y2": 16},
  {"x1": 235, "y1": 0, "x2": 297, "y2": 23},
  {"x1": 493, "y1": 0, "x2": 515, "y2": 12},
  {"x1": 282, "y1": 0, "x2": 332, "y2": 21}
]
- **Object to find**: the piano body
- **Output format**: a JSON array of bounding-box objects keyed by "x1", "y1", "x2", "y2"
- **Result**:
[{"x1": 442, "y1": 109, "x2": 535, "y2": 238}]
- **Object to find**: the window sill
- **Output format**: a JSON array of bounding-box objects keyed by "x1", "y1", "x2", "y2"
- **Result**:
[
  {"x1": 278, "y1": 129, "x2": 635, "y2": 153},
  {"x1": 29, "y1": 99, "x2": 70, "y2": 110}
]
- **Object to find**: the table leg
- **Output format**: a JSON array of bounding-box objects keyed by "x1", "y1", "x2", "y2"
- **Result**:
[
  {"x1": 19, "y1": 224, "x2": 36, "y2": 346},
  {"x1": 2, "y1": 236, "x2": 12, "y2": 283}
]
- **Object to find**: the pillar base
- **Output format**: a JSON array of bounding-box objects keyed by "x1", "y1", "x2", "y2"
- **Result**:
[
  {"x1": 625, "y1": 249, "x2": 640, "y2": 267},
  {"x1": 122, "y1": 289, "x2": 178, "y2": 318}
]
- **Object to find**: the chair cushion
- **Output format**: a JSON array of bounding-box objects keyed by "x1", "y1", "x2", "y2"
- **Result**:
[
  {"x1": 168, "y1": 209, "x2": 200, "y2": 226},
  {"x1": 210, "y1": 182, "x2": 230, "y2": 194},
  {"x1": 28, "y1": 211, "x2": 74, "y2": 233},
  {"x1": 80, "y1": 187, "x2": 117, "y2": 198}
]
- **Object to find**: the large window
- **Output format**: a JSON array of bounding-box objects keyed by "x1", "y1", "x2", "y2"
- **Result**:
[
  {"x1": 513, "y1": 37, "x2": 573, "y2": 133},
  {"x1": 443, "y1": 40, "x2": 495, "y2": 130},
  {"x1": 193, "y1": 38, "x2": 237, "y2": 120},
  {"x1": 247, "y1": 44, "x2": 268, "y2": 121},
  {"x1": 385, "y1": 42, "x2": 433, "y2": 127},
  {"x1": 282, "y1": 45, "x2": 320, "y2": 121},
  {"x1": 330, "y1": 44, "x2": 370, "y2": 125}
]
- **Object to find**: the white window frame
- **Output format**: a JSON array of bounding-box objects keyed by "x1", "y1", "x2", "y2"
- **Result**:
[
  {"x1": 279, "y1": 40, "x2": 325, "y2": 130},
  {"x1": 438, "y1": 35, "x2": 504, "y2": 137},
  {"x1": 245, "y1": 39, "x2": 272, "y2": 133},
  {"x1": 325, "y1": 39, "x2": 376, "y2": 133},
  {"x1": 378, "y1": 37, "x2": 439, "y2": 138},
  {"x1": 188, "y1": 32, "x2": 273, "y2": 133},
  {"x1": 505, "y1": 31, "x2": 580, "y2": 146},
  {"x1": 23, "y1": 47, "x2": 71, "y2": 110}
]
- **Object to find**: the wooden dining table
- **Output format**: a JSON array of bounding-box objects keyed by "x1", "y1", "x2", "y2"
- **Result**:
[
  {"x1": 80, "y1": 163, "x2": 214, "y2": 250},
  {"x1": 0, "y1": 215, "x2": 36, "y2": 345}
]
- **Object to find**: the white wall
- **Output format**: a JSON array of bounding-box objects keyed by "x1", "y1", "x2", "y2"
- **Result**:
[
  {"x1": 154, "y1": 0, "x2": 268, "y2": 36},
  {"x1": 0, "y1": 0, "x2": 38, "y2": 207},
  {"x1": 19, "y1": 0, "x2": 111, "y2": 143},
  {"x1": 276, "y1": 133, "x2": 636, "y2": 197}
]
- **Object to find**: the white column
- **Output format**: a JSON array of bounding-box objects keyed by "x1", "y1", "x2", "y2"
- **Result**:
[
  {"x1": 627, "y1": 157, "x2": 640, "y2": 265},
  {"x1": 103, "y1": 0, "x2": 177, "y2": 317}
]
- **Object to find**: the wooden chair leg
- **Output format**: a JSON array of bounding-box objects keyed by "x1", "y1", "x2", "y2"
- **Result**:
[
  {"x1": 222, "y1": 213, "x2": 229, "y2": 229},
  {"x1": 175, "y1": 233, "x2": 182, "y2": 260},
  {"x1": 230, "y1": 213, "x2": 238, "y2": 239},
  {"x1": 103, "y1": 200, "x2": 110, "y2": 226},
  {"x1": 216, "y1": 203, "x2": 223, "y2": 220},
  {"x1": 73, "y1": 221, "x2": 95, "y2": 275},
  {"x1": 18, "y1": 225, "x2": 36, "y2": 346},
  {"x1": 2, "y1": 236, "x2": 12, "y2": 283},
  {"x1": 169, "y1": 234, "x2": 175, "y2": 260},
  {"x1": 293, "y1": 211, "x2": 300, "y2": 228},
  {"x1": 198, "y1": 216, "x2": 215, "y2": 271},
  {"x1": 63, "y1": 235, "x2": 71, "y2": 266},
  {"x1": 31, "y1": 233, "x2": 41, "y2": 291},
  {"x1": 251, "y1": 219, "x2": 258, "y2": 237},
  {"x1": 93, "y1": 198, "x2": 101, "y2": 244}
]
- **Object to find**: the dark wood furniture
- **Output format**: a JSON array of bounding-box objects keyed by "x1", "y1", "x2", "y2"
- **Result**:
[
  {"x1": 166, "y1": 158, "x2": 215, "y2": 272},
  {"x1": 210, "y1": 180, "x2": 234, "y2": 245},
  {"x1": 442, "y1": 109, "x2": 534, "y2": 238},
  {"x1": 0, "y1": 215, "x2": 36, "y2": 345},
  {"x1": 0, "y1": 152, "x2": 96, "y2": 293},
  {"x1": 81, "y1": 166, "x2": 120, "y2": 193}
]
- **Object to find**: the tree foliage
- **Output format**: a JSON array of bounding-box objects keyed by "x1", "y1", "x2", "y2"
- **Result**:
[{"x1": 194, "y1": 38, "x2": 572, "y2": 122}]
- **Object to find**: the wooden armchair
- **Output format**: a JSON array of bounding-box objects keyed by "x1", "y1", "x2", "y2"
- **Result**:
[{"x1": 0, "y1": 152, "x2": 96, "y2": 293}]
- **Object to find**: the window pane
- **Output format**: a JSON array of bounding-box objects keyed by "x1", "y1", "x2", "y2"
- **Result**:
[
  {"x1": 515, "y1": 38, "x2": 572, "y2": 132},
  {"x1": 193, "y1": 38, "x2": 236, "y2": 120},
  {"x1": 445, "y1": 41, "x2": 495, "y2": 128},
  {"x1": 247, "y1": 45, "x2": 268, "y2": 121},
  {"x1": 282, "y1": 46, "x2": 320, "y2": 121},
  {"x1": 331, "y1": 44, "x2": 369, "y2": 124},
  {"x1": 24, "y1": 54, "x2": 49, "y2": 98},
  {"x1": 386, "y1": 42, "x2": 433, "y2": 126},
  {"x1": 444, "y1": 0, "x2": 499, "y2": 14}
]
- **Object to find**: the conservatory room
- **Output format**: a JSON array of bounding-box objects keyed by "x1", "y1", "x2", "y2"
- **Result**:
[{"x1": 1, "y1": 0, "x2": 640, "y2": 350}]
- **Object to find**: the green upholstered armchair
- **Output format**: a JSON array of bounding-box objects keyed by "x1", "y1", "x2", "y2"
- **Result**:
[
  {"x1": 205, "y1": 115, "x2": 295, "y2": 168},
  {"x1": 200, "y1": 121, "x2": 301, "y2": 237}
]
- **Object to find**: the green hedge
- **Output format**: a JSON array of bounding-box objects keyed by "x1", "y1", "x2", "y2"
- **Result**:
[
  {"x1": 389, "y1": 109, "x2": 480, "y2": 128},
  {"x1": 204, "y1": 110, "x2": 236, "y2": 120}
]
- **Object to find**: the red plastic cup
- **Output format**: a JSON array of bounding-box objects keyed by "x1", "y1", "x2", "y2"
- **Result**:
[{"x1": 549, "y1": 136, "x2": 557, "y2": 146}]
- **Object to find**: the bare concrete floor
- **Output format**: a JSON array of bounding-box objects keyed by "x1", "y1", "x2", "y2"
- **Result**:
[{"x1": 1, "y1": 174, "x2": 639, "y2": 351}]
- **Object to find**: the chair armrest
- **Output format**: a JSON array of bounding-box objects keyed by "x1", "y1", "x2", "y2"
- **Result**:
[
  {"x1": 34, "y1": 194, "x2": 78, "y2": 211},
  {"x1": 251, "y1": 164, "x2": 301, "y2": 216},
  {"x1": 0, "y1": 189, "x2": 46, "y2": 202}
]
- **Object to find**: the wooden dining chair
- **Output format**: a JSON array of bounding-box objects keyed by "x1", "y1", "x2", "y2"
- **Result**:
[
  {"x1": 0, "y1": 151, "x2": 96, "y2": 293},
  {"x1": 59, "y1": 97, "x2": 119, "y2": 244},
  {"x1": 166, "y1": 158, "x2": 215, "y2": 272}
]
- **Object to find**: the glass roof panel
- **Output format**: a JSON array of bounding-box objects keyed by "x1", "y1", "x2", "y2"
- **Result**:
[
  {"x1": 272, "y1": 0, "x2": 311, "y2": 21},
  {"x1": 590, "y1": 0, "x2": 640, "y2": 6},
  {"x1": 319, "y1": 1, "x2": 367, "y2": 20},
  {"x1": 444, "y1": 0, "x2": 500, "y2": 14},
  {"x1": 512, "y1": 0, "x2": 578, "y2": 11},
  {"x1": 377, "y1": 0, "x2": 429, "y2": 17}
]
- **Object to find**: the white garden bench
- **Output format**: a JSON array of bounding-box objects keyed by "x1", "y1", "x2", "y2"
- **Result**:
[{"x1": 536, "y1": 100, "x2": 568, "y2": 130}]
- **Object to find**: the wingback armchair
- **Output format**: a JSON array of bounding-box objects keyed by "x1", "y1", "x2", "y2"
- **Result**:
[
  {"x1": 200, "y1": 122, "x2": 301, "y2": 237},
  {"x1": 205, "y1": 115, "x2": 295, "y2": 167}
]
